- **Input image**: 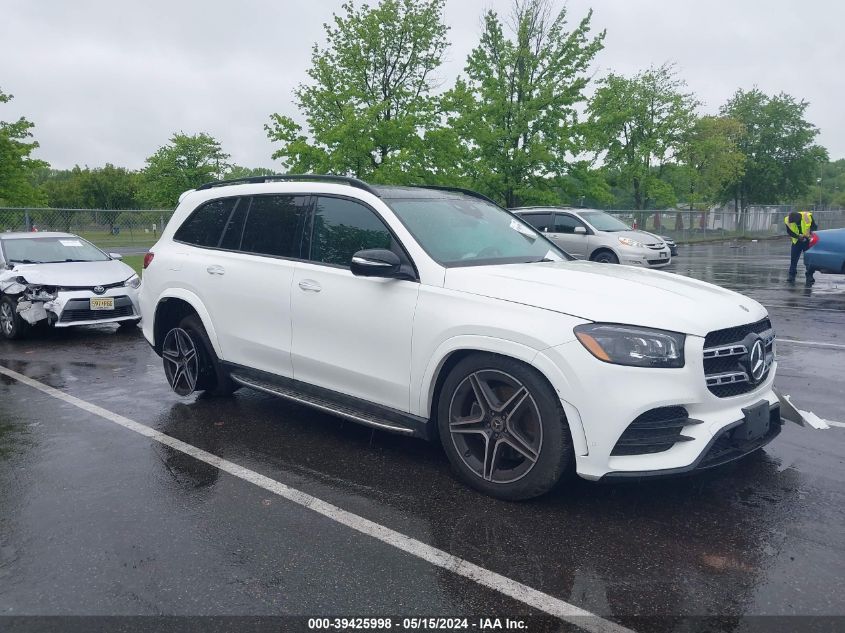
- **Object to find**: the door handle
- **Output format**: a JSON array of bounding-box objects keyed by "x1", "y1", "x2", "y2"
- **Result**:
[
  {"x1": 298, "y1": 279, "x2": 322, "y2": 292},
  {"x1": 206, "y1": 265, "x2": 225, "y2": 275}
]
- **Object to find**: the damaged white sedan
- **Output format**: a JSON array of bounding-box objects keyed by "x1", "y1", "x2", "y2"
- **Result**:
[{"x1": 0, "y1": 232, "x2": 141, "y2": 340}]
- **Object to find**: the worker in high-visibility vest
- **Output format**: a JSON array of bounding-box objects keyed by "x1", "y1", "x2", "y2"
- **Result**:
[{"x1": 784, "y1": 210, "x2": 818, "y2": 285}]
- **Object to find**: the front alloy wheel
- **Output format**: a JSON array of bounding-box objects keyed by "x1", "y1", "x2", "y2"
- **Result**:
[
  {"x1": 162, "y1": 327, "x2": 199, "y2": 396},
  {"x1": 437, "y1": 353, "x2": 573, "y2": 500},
  {"x1": 448, "y1": 370, "x2": 543, "y2": 484}
]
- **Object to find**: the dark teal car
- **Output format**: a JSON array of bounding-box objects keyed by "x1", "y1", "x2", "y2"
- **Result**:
[{"x1": 806, "y1": 228, "x2": 845, "y2": 275}]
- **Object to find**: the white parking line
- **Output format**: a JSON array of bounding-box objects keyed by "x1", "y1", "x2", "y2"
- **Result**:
[
  {"x1": 764, "y1": 304, "x2": 845, "y2": 314},
  {"x1": 0, "y1": 364, "x2": 632, "y2": 633},
  {"x1": 777, "y1": 338, "x2": 845, "y2": 350}
]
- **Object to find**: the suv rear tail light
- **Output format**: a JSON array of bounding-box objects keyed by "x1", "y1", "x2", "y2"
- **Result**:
[{"x1": 143, "y1": 252, "x2": 155, "y2": 269}]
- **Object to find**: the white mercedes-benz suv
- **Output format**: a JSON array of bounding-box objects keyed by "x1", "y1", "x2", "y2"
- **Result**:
[{"x1": 140, "y1": 175, "x2": 781, "y2": 500}]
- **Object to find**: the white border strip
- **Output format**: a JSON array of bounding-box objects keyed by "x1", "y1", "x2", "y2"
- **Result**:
[{"x1": 0, "y1": 364, "x2": 633, "y2": 633}]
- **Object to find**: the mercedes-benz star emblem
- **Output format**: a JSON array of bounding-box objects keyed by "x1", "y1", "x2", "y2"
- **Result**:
[
  {"x1": 93, "y1": 285, "x2": 105, "y2": 295},
  {"x1": 747, "y1": 338, "x2": 766, "y2": 383}
]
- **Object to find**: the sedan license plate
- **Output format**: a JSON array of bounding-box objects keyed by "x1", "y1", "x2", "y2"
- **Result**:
[
  {"x1": 90, "y1": 297, "x2": 114, "y2": 311},
  {"x1": 660, "y1": 251, "x2": 668, "y2": 258},
  {"x1": 737, "y1": 400, "x2": 770, "y2": 441}
]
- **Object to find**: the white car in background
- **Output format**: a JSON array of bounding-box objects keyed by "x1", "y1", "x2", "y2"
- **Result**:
[
  {"x1": 513, "y1": 207, "x2": 672, "y2": 267},
  {"x1": 140, "y1": 176, "x2": 781, "y2": 500},
  {"x1": 0, "y1": 232, "x2": 141, "y2": 340}
]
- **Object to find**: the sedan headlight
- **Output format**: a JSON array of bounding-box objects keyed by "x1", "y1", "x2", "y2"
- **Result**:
[
  {"x1": 574, "y1": 323, "x2": 685, "y2": 368},
  {"x1": 618, "y1": 237, "x2": 643, "y2": 248},
  {"x1": 124, "y1": 274, "x2": 141, "y2": 289}
]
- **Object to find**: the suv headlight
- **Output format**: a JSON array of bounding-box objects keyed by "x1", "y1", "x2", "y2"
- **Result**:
[
  {"x1": 124, "y1": 274, "x2": 141, "y2": 289},
  {"x1": 618, "y1": 237, "x2": 643, "y2": 248},
  {"x1": 574, "y1": 324, "x2": 685, "y2": 368}
]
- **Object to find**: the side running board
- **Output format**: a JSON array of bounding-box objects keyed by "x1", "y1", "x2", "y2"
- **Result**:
[{"x1": 230, "y1": 373, "x2": 416, "y2": 436}]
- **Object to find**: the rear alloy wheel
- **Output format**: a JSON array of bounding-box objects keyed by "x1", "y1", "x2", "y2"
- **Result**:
[
  {"x1": 592, "y1": 250, "x2": 619, "y2": 264},
  {"x1": 161, "y1": 314, "x2": 238, "y2": 397},
  {"x1": 438, "y1": 354, "x2": 573, "y2": 500},
  {"x1": 162, "y1": 327, "x2": 200, "y2": 396},
  {"x1": 0, "y1": 296, "x2": 27, "y2": 340}
]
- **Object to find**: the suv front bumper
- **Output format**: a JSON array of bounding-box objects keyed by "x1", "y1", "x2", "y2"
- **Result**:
[
  {"x1": 544, "y1": 336, "x2": 781, "y2": 480},
  {"x1": 600, "y1": 403, "x2": 781, "y2": 480}
]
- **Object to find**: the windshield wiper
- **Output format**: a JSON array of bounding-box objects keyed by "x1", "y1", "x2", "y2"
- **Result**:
[{"x1": 9, "y1": 259, "x2": 41, "y2": 264}]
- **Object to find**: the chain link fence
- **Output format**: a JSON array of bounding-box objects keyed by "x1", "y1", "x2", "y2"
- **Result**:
[
  {"x1": 0, "y1": 208, "x2": 174, "y2": 250},
  {"x1": 2, "y1": 205, "x2": 845, "y2": 252},
  {"x1": 603, "y1": 206, "x2": 845, "y2": 242}
]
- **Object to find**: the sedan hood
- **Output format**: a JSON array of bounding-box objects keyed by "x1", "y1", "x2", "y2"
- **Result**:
[
  {"x1": 8, "y1": 260, "x2": 135, "y2": 287},
  {"x1": 444, "y1": 260, "x2": 767, "y2": 337}
]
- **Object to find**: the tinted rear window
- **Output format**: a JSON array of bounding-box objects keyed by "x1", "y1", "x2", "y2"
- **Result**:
[
  {"x1": 240, "y1": 195, "x2": 308, "y2": 258},
  {"x1": 174, "y1": 198, "x2": 238, "y2": 248}
]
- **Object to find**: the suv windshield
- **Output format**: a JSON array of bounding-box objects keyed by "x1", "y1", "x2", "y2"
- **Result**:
[
  {"x1": 387, "y1": 197, "x2": 568, "y2": 266},
  {"x1": 579, "y1": 210, "x2": 631, "y2": 232},
  {"x1": 1, "y1": 236, "x2": 110, "y2": 264}
]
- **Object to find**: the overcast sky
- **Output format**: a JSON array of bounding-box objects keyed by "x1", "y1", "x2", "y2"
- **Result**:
[{"x1": 2, "y1": 0, "x2": 842, "y2": 171}]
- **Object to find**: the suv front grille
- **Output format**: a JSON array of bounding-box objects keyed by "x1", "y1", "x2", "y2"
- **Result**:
[
  {"x1": 703, "y1": 318, "x2": 775, "y2": 398},
  {"x1": 611, "y1": 406, "x2": 700, "y2": 456}
]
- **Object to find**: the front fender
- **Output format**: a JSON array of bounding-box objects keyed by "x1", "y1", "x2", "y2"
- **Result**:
[{"x1": 415, "y1": 335, "x2": 589, "y2": 456}]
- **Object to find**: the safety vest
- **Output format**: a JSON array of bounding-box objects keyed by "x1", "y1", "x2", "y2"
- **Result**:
[{"x1": 784, "y1": 211, "x2": 813, "y2": 245}]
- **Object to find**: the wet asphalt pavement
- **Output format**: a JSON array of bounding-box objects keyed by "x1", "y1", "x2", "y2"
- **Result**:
[{"x1": 0, "y1": 238, "x2": 843, "y2": 631}]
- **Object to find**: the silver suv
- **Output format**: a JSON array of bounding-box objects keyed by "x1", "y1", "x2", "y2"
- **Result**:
[{"x1": 513, "y1": 207, "x2": 671, "y2": 268}]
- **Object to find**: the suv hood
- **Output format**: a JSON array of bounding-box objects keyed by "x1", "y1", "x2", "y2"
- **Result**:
[
  {"x1": 445, "y1": 260, "x2": 767, "y2": 337},
  {"x1": 5, "y1": 260, "x2": 134, "y2": 287}
]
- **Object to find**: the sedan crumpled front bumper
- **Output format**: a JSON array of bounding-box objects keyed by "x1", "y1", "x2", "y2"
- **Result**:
[{"x1": 18, "y1": 287, "x2": 141, "y2": 327}]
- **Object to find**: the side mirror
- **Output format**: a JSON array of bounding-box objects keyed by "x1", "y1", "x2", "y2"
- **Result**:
[
  {"x1": 109, "y1": 252, "x2": 124, "y2": 260},
  {"x1": 350, "y1": 249, "x2": 402, "y2": 278},
  {"x1": 574, "y1": 226, "x2": 587, "y2": 235}
]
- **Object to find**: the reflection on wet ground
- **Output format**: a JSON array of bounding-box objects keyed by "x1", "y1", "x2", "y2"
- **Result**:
[{"x1": 0, "y1": 237, "x2": 843, "y2": 627}]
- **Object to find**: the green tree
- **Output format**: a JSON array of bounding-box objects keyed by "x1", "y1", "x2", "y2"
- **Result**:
[
  {"x1": 719, "y1": 88, "x2": 827, "y2": 211},
  {"x1": 266, "y1": 0, "x2": 448, "y2": 181},
  {"x1": 225, "y1": 165, "x2": 276, "y2": 180},
  {"x1": 140, "y1": 132, "x2": 230, "y2": 208},
  {"x1": 41, "y1": 167, "x2": 86, "y2": 208},
  {"x1": 0, "y1": 88, "x2": 48, "y2": 206},
  {"x1": 446, "y1": 0, "x2": 604, "y2": 207},
  {"x1": 587, "y1": 64, "x2": 699, "y2": 210},
  {"x1": 79, "y1": 164, "x2": 139, "y2": 210},
  {"x1": 676, "y1": 115, "x2": 746, "y2": 209}
]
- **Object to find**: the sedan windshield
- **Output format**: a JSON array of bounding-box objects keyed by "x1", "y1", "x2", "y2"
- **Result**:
[
  {"x1": 579, "y1": 210, "x2": 632, "y2": 232},
  {"x1": 387, "y1": 197, "x2": 569, "y2": 266},
  {"x1": 1, "y1": 236, "x2": 110, "y2": 264}
]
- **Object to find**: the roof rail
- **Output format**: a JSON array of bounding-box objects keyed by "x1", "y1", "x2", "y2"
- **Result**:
[
  {"x1": 413, "y1": 185, "x2": 501, "y2": 207},
  {"x1": 195, "y1": 173, "x2": 381, "y2": 196}
]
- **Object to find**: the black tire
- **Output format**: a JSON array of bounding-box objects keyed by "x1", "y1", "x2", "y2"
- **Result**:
[
  {"x1": 437, "y1": 353, "x2": 573, "y2": 500},
  {"x1": 164, "y1": 314, "x2": 238, "y2": 397},
  {"x1": 118, "y1": 319, "x2": 141, "y2": 331},
  {"x1": 0, "y1": 295, "x2": 28, "y2": 340},
  {"x1": 591, "y1": 250, "x2": 619, "y2": 264}
]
